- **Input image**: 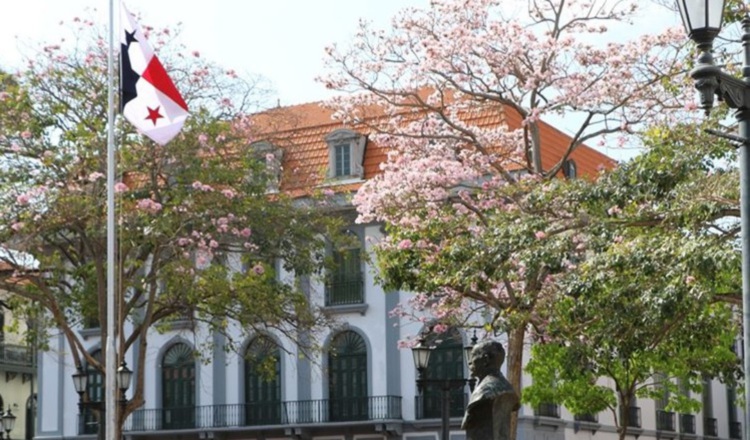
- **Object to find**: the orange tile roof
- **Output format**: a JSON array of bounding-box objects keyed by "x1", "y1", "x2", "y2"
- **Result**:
[{"x1": 250, "y1": 100, "x2": 616, "y2": 196}]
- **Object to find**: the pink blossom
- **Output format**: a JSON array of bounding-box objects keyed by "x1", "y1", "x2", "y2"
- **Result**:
[
  {"x1": 16, "y1": 194, "x2": 30, "y2": 205},
  {"x1": 209, "y1": 240, "x2": 219, "y2": 248},
  {"x1": 252, "y1": 263, "x2": 265, "y2": 275},
  {"x1": 322, "y1": 188, "x2": 335, "y2": 197},
  {"x1": 136, "y1": 198, "x2": 163, "y2": 214},
  {"x1": 221, "y1": 189, "x2": 236, "y2": 199},
  {"x1": 11, "y1": 222, "x2": 25, "y2": 231},
  {"x1": 432, "y1": 323, "x2": 448, "y2": 333},
  {"x1": 114, "y1": 182, "x2": 129, "y2": 193},
  {"x1": 21, "y1": 131, "x2": 32, "y2": 140},
  {"x1": 177, "y1": 238, "x2": 191, "y2": 246},
  {"x1": 191, "y1": 181, "x2": 213, "y2": 191},
  {"x1": 685, "y1": 275, "x2": 696, "y2": 285},
  {"x1": 240, "y1": 228, "x2": 252, "y2": 238},
  {"x1": 88, "y1": 172, "x2": 105, "y2": 182},
  {"x1": 198, "y1": 133, "x2": 208, "y2": 144},
  {"x1": 534, "y1": 231, "x2": 547, "y2": 240},
  {"x1": 607, "y1": 205, "x2": 622, "y2": 216},
  {"x1": 397, "y1": 239, "x2": 413, "y2": 250}
]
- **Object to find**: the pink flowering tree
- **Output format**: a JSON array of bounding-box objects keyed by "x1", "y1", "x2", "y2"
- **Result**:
[
  {"x1": 0, "y1": 14, "x2": 340, "y2": 436},
  {"x1": 321, "y1": 0, "x2": 708, "y2": 433}
]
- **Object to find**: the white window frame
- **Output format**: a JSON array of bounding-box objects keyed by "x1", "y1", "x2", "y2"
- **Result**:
[{"x1": 325, "y1": 129, "x2": 366, "y2": 180}]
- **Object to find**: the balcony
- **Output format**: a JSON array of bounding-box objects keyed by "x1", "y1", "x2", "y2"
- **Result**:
[
  {"x1": 325, "y1": 275, "x2": 364, "y2": 306},
  {"x1": 414, "y1": 393, "x2": 466, "y2": 419},
  {"x1": 730, "y1": 421, "x2": 742, "y2": 440},
  {"x1": 0, "y1": 343, "x2": 35, "y2": 373},
  {"x1": 656, "y1": 410, "x2": 676, "y2": 432},
  {"x1": 624, "y1": 406, "x2": 642, "y2": 428},
  {"x1": 535, "y1": 403, "x2": 560, "y2": 418},
  {"x1": 574, "y1": 413, "x2": 599, "y2": 423},
  {"x1": 704, "y1": 417, "x2": 718, "y2": 437},
  {"x1": 77, "y1": 396, "x2": 402, "y2": 434},
  {"x1": 679, "y1": 414, "x2": 695, "y2": 435}
]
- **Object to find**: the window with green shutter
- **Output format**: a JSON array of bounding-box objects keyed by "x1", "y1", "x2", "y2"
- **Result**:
[
  {"x1": 328, "y1": 331, "x2": 368, "y2": 421},
  {"x1": 244, "y1": 336, "x2": 281, "y2": 425},
  {"x1": 162, "y1": 343, "x2": 195, "y2": 430}
]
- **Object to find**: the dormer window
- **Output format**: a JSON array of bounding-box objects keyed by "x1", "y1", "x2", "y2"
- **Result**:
[
  {"x1": 562, "y1": 159, "x2": 577, "y2": 179},
  {"x1": 325, "y1": 129, "x2": 366, "y2": 180},
  {"x1": 251, "y1": 141, "x2": 284, "y2": 192}
]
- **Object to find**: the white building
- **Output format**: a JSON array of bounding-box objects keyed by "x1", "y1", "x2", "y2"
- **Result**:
[{"x1": 34, "y1": 102, "x2": 742, "y2": 440}]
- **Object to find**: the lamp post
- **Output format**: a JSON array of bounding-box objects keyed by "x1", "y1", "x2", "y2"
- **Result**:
[
  {"x1": 72, "y1": 360, "x2": 132, "y2": 440},
  {"x1": 411, "y1": 331, "x2": 477, "y2": 440},
  {"x1": 676, "y1": 1, "x2": 749, "y2": 437},
  {"x1": 0, "y1": 408, "x2": 16, "y2": 440}
]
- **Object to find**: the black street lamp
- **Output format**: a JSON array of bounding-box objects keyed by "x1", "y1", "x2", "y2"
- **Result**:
[
  {"x1": 0, "y1": 408, "x2": 16, "y2": 440},
  {"x1": 677, "y1": 1, "x2": 749, "y2": 438},
  {"x1": 411, "y1": 330, "x2": 477, "y2": 440},
  {"x1": 72, "y1": 360, "x2": 132, "y2": 440}
]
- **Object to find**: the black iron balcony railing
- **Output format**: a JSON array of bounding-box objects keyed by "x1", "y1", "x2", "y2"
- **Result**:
[
  {"x1": 730, "y1": 421, "x2": 742, "y2": 440},
  {"x1": 414, "y1": 393, "x2": 467, "y2": 419},
  {"x1": 624, "y1": 406, "x2": 641, "y2": 428},
  {"x1": 679, "y1": 414, "x2": 695, "y2": 434},
  {"x1": 535, "y1": 403, "x2": 561, "y2": 418},
  {"x1": 574, "y1": 413, "x2": 599, "y2": 423},
  {"x1": 0, "y1": 343, "x2": 34, "y2": 369},
  {"x1": 704, "y1": 417, "x2": 718, "y2": 437},
  {"x1": 656, "y1": 410, "x2": 675, "y2": 431},
  {"x1": 325, "y1": 275, "x2": 364, "y2": 306},
  {"x1": 102, "y1": 396, "x2": 401, "y2": 434}
]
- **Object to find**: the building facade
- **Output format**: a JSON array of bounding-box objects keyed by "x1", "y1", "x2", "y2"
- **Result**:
[
  {"x1": 0, "y1": 290, "x2": 37, "y2": 440},
  {"x1": 33, "y1": 102, "x2": 742, "y2": 440}
]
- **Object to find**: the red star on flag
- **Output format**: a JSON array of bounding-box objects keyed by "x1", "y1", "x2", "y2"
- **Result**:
[{"x1": 145, "y1": 106, "x2": 164, "y2": 125}]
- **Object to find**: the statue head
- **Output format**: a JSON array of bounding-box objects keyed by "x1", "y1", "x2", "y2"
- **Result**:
[{"x1": 468, "y1": 340, "x2": 505, "y2": 379}]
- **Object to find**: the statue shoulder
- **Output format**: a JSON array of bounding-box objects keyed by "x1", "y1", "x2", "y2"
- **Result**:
[{"x1": 468, "y1": 374, "x2": 518, "y2": 408}]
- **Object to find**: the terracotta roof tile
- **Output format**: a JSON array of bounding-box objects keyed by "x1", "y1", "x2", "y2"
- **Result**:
[{"x1": 250, "y1": 100, "x2": 616, "y2": 196}]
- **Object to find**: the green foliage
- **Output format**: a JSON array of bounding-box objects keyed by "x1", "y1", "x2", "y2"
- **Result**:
[{"x1": 523, "y1": 122, "x2": 743, "y2": 425}]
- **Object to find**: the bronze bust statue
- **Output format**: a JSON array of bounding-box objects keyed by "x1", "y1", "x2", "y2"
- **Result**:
[{"x1": 461, "y1": 340, "x2": 519, "y2": 440}]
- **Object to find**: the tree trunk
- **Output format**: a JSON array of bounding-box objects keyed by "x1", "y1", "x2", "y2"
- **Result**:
[{"x1": 505, "y1": 324, "x2": 526, "y2": 440}]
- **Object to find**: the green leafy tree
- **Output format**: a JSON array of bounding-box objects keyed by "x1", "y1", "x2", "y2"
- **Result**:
[{"x1": 523, "y1": 124, "x2": 742, "y2": 438}]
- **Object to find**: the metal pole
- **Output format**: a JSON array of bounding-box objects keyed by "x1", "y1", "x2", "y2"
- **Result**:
[
  {"x1": 441, "y1": 385, "x2": 450, "y2": 440},
  {"x1": 740, "y1": 18, "x2": 750, "y2": 440},
  {"x1": 105, "y1": 0, "x2": 118, "y2": 439}
]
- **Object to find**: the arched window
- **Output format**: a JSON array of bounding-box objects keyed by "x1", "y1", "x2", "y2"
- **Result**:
[
  {"x1": 562, "y1": 159, "x2": 577, "y2": 179},
  {"x1": 81, "y1": 350, "x2": 103, "y2": 435},
  {"x1": 328, "y1": 331, "x2": 368, "y2": 421},
  {"x1": 326, "y1": 231, "x2": 364, "y2": 306},
  {"x1": 244, "y1": 336, "x2": 281, "y2": 425},
  {"x1": 162, "y1": 343, "x2": 195, "y2": 430},
  {"x1": 420, "y1": 328, "x2": 466, "y2": 419}
]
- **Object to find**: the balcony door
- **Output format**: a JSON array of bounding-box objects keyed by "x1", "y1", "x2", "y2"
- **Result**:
[
  {"x1": 162, "y1": 343, "x2": 195, "y2": 429},
  {"x1": 328, "y1": 331, "x2": 368, "y2": 421},
  {"x1": 422, "y1": 328, "x2": 465, "y2": 418},
  {"x1": 244, "y1": 336, "x2": 281, "y2": 425},
  {"x1": 82, "y1": 350, "x2": 103, "y2": 435}
]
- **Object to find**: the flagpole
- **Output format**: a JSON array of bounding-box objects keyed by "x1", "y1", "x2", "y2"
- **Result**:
[{"x1": 106, "y1": 0, "x2": 118, "y2": 439}]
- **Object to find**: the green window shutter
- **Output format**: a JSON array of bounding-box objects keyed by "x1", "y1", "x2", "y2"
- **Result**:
[
  {"x1": 244, "y1": 335, "x2": 281, "y2": 425},
  {"x1": 162, "y1": 343, "x2": 195, "y2": 429}
]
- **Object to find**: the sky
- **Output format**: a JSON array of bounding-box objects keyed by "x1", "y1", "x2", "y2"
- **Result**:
[
  {"x1": 0, "y1": 1, "x2": 682, "y2": 161},
  {"x1": 0, "y1": 0, "x2": 429, "y2": 105}
]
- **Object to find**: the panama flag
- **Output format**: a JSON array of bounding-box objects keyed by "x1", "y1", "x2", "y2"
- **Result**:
[{"x1": 120, "y1": 3, "x2": 188, "y2": 145}]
